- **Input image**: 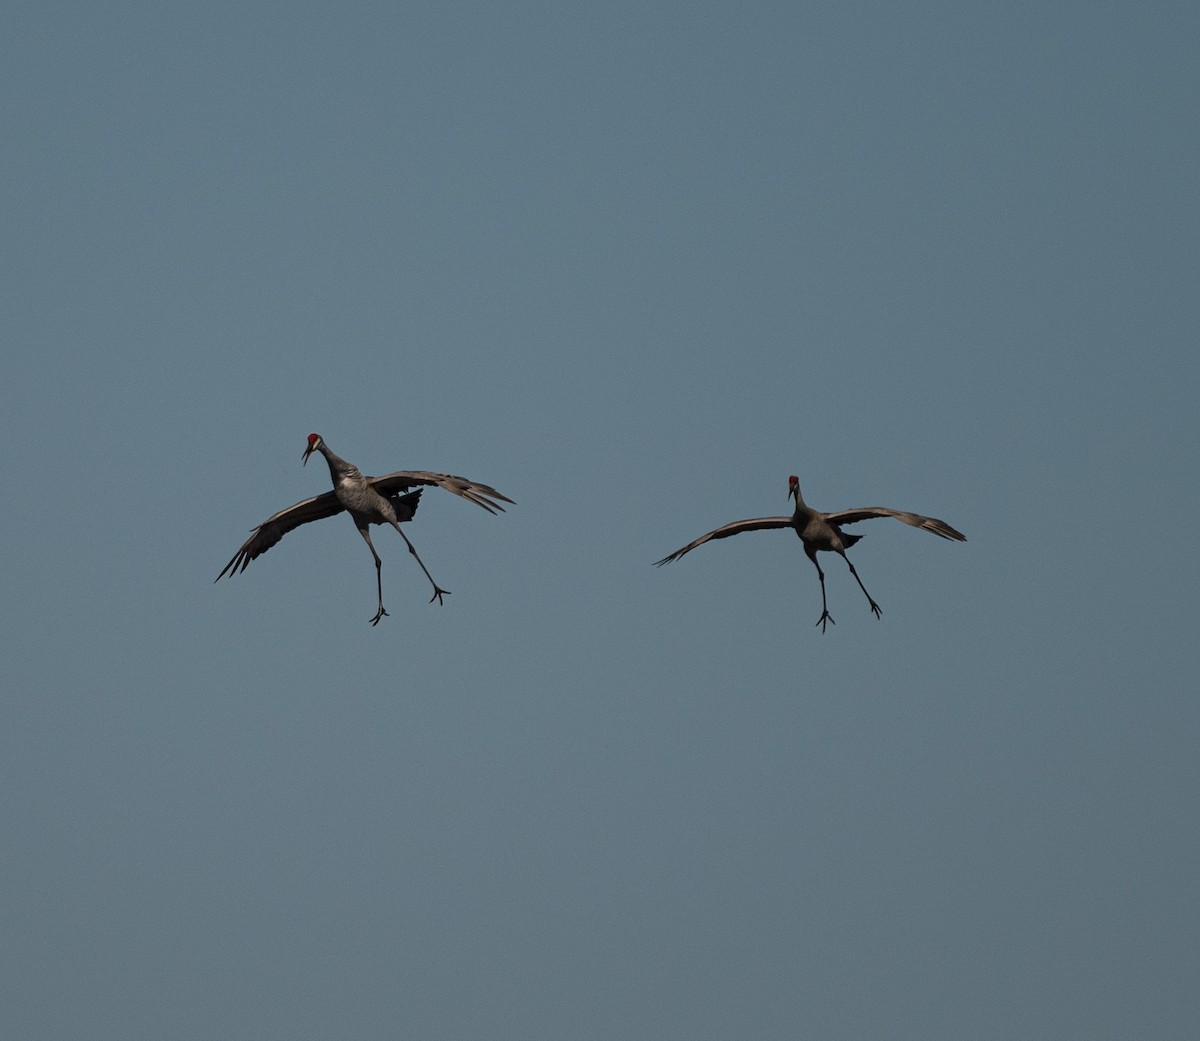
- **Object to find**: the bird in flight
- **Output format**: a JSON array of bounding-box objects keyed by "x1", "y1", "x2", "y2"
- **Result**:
[
  {"x1": 655, "y1": 475, "x2": 965, "y2": 631},
  {"x1": 217, "y1": 433, "x2": 513, "y2": 625}
]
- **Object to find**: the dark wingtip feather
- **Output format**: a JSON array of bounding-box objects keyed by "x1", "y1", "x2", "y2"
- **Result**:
[{"x1": 931, "y1": 521, "x2": 968, "y2": 542}]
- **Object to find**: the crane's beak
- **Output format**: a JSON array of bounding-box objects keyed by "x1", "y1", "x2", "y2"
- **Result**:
[{"x1": 302, "y1": 444, "x2": 314, "y2": 466}]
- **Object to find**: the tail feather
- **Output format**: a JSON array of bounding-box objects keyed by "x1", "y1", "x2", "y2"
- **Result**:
[{"x1": 386, "y1": 489, "x2": 423, "y2": 523}]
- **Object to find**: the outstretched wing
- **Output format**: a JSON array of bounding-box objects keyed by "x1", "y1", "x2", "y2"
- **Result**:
[
  {"x1": 371, "y1": 470, "x2": 515, "y2": 515},
  {"x1": 216, "y1": 489, "x2": 425, "y2": 582},
  {"x1": 653, "y1": 517, "x2": 794, "y2": 566},
  {"x1": 216, "y1": 491, "x2": 345, "y2": 580},
  {"x1": 216, "y1": 491, "x2": 350, "y2": 580},
  {"x1": 824, "y1": 507, "x2": 966, "y2": 541}
]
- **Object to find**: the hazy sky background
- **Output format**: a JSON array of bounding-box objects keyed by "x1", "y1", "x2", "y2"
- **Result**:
[{"x1": 3, "y1": 2, "x2": 1197, "y2": 1038}]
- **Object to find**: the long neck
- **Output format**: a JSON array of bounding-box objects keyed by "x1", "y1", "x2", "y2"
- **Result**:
[
  {"x1": 790, "y1": 483, "x2": 811, "y2": 517},
  {"x1": 317, "y1": 441, "x2": 361, "y2": 480}
]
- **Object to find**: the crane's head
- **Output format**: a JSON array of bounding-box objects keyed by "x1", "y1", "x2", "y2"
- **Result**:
[
  {"x1": 788, "y1": 475, "x2": 800, "y2": 501},
  {"x1": 302, "y1": 433, "x2": 322, "y2": 466}
]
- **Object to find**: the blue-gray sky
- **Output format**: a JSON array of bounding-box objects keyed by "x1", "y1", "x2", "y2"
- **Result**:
[{"x1": 3, "y1": 2, "x2": 1197, "y2": 1038}]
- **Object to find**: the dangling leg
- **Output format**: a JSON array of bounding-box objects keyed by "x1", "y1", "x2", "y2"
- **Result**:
[
  {"x1": 839, "y1": 550, "x2": 882, "y2": 620},
  {"x1": 806, "y1": 547, "x2": 835, "y2": 632},
  {"x1": 389, "y1": 521, "x2": 450, "y2": 605},
  {"x1": 356, "y1": 526, "x2": 390, "y2": 625}
]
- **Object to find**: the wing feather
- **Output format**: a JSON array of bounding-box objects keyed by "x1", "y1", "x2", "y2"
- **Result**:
[
  {"x1": 653, "y1": 517, "x2": 793, "y2": 566},
  {"x1": 370, "y1": 470, "x2": 515, "y2": 515},
  {"x1": 824, "y1": 507, "x2": 966, "y2": 541},
  {"x1": 215, "y1": 490, "x2": 345, "y2": 580}
]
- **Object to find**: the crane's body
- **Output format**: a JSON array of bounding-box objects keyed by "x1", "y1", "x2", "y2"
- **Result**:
[
  {"x1": 655, "y1": 475, "x2": 965, "y2": 631},
  {"x1": 217, "y1": 434, "x2": 513, "y2": 626}
]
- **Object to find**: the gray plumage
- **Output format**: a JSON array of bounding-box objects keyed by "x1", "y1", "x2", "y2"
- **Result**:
[
  {"x1": 655, "y1": 475, "x2": 965, "y2": 631},
  {"x1": 217, "y1": 433, "x2": 514, "y2": 626}
]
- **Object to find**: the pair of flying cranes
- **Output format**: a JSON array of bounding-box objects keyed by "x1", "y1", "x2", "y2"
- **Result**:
[{"x1": 217, "y1": 433, "x2": 966, "y2": 630}]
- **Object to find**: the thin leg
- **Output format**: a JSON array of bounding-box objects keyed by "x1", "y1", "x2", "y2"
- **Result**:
[
  {"x1": 389, "y1": 522, "x2": 450, "y2": 605},
  {"x1": 840, "y1": 551, "x2": 882, "y2": 620},
  {"x1": 357, "y1": 526, "x2": 390, "y2": 626},
  {"x1": 807, "y1": 548, "x2": 835, "y2": 632}
]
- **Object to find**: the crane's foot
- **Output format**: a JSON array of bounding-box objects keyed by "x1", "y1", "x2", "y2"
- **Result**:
[
  {"x1": 370, "y1": 605, "x2": 390, "y2": 626},
  {"x1": 428, "y1": 586, "x2": 451, "y2": 606},
  {"x1": 867, "y1": 600, "x2": 882, "y2": 620},
  {"x1": 815, "y1": 610, "x2": 836, "y2": 633}
]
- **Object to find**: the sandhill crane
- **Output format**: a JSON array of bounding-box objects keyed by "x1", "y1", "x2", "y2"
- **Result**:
[
  {"x1": 655, "y1": 475, "x2": 966, "y2": 631},
  {"x1": 217, "y1": 433, "x2": 514, "y2": 626}
]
